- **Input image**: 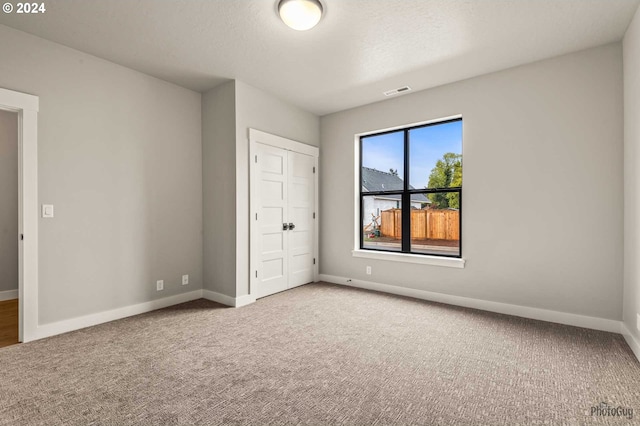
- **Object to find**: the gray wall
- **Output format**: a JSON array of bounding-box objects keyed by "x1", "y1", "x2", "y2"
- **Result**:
[
  {"x1": 202, "y1": 81, "x2": 237, "y2": 297},
  {"x1": 0, "y1": 109, "x2": 18, "y2": 294},
  {"x1": 0, "y1": 22, "x2": 626, "y2": 328},
  {"x1": 0, "y1": 25, "x2": 203, "y2": 324},
  {"x1": 624, "y1": 7, "x2": 640, "y2": 341},
  {"x1": 234, "y1": 81, "x2": 320, "y2": 297},
  {"x1": 201, "y1": 80, "x2": 319, "y2": 298},
  {"x1": 320, "y1": 43, "x2": 624, "y2": 321}
]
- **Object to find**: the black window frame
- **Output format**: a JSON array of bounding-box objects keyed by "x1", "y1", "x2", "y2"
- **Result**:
[{"x1": 359, "y1": 117, "x2": 462, "y2": 258}]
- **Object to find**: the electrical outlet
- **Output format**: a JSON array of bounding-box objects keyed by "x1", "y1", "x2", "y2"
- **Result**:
[
  {"x1": 182, "y1": 275, "x2": 189, "y2": 285},
  {"x1": 637, "y1": 313, "x2": 640, "y2": 332},
  {"x1": 156, "y1": 280, "x2": 164, "y2": 291},
  {"x1": 366, "y1": 266, "x2": 372, "y2": 275}
]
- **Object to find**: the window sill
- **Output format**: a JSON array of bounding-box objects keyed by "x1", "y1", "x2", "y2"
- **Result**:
[{"x1": 352, "y1": 249, "x2": 465, "y2": 269}]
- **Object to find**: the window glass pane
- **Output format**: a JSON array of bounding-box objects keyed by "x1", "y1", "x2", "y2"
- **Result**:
[
  {"x1": 362, "y1": 131, "x2": 404, "y2": 192},
  {"x1": 409, "y1": 121, "x2": 462, "y2": 192},
  {"x1": 362, "y1": 195, "x2": 401, "y2": 252},
  {"x1": 410, "y1": 193, "x2": 460, "y2": 256}
]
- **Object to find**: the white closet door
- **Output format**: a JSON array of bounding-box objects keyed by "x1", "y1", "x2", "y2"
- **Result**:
[
  {"x1": 287, "y1": 151, "x2": 315, "y2": 288},
  {"x1": 254, "y1": 143, "x2": 289, "y2": 299}
]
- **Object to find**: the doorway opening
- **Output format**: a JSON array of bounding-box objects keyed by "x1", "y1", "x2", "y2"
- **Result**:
[
  {"x1": 0, "y1": 87, "x2": 39, "y2": 344},
  {"x1": 0, "y1": 109, "x2": 19, "y2": 348}
]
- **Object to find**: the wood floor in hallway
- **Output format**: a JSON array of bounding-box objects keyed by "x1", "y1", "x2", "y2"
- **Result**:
[{"x1": 0, "y1": 299, "x2": 18, "y2": 348}]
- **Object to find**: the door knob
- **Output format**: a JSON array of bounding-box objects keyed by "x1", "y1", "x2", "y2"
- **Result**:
[
  {"x1": 288, "y1": 223, "x2": 295, "y2": 230},
  {"x1": 283, "y1": 223, "x2": 289, "y2": 231}
]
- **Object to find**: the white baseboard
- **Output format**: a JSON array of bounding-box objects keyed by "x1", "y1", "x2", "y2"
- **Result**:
[
  {"x1": 202, "y1": 289, "x2": 235, "y2": 306},
  {"x1": 202, "y1": 289, "x2": 256, "y2": 308},
  {"x1": 318, "y1": 274, "x2": 622, "y2": 334},
  {"x1": 31, "y1": 290, "x2": 204, "y2": 342},
  {"x1": 235, "y1": 294, "x2": 256, "y2": 307},
  {"x1": 621, "y1": 323, "x2": 640, "y2": 363},
  {"x1": 0, "y1": 289, "x2": 18, "y2": 301},
  {"x1": 27, "y1": 287, "x2": 257, "y2": 343}
]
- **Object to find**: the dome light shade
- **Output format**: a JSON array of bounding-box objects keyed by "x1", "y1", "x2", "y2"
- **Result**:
[{"x1": 278, "y1": 0, "x2": 323, "y2": 31}]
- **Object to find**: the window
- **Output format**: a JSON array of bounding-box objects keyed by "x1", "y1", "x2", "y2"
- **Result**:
[{"x1": 360, "y1": 118, "x2": 462, "y2": 258}]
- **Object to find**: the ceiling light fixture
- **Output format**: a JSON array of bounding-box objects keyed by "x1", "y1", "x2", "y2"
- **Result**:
[{"x1": 278, "y1": 0, "x2": 324, "y2": 31}]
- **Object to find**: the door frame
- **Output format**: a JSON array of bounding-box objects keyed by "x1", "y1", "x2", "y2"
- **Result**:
[
  {"x1": 249, "y1": 128, "x2": 319, "y2": 299},
  {"x1": 0, "y1": 87, "x2": 39, "y2": 343}
]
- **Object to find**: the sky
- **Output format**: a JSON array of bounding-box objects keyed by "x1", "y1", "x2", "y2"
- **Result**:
[{"x1": 362, "y1": 120, "x2": 462, "y2": 189}]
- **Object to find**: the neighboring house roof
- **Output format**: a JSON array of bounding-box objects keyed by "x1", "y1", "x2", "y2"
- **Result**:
[{"x1": 361, "y1": 167, "x2": 429, "y2": 203}]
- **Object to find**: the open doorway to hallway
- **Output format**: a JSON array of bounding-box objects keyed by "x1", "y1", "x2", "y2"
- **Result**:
[{"x1": 0, "y1": 109, "x2": 18, "y2": 348}]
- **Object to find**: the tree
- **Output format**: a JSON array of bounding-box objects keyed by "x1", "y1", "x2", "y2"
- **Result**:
[{"x1": 427, "y1": 153, "x2": 462, "y2": 209}]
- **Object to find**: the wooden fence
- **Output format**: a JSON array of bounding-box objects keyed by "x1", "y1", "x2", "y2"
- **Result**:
[{"x1": 380, "y1": 208, "x2": 459, "y2": 241}]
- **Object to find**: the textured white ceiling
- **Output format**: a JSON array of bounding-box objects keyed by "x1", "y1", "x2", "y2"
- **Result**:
[{"x1": 0, "y1": 0, "x2": 638, "y2": 115}]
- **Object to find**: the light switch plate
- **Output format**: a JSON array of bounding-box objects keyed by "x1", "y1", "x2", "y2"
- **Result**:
[{"x1": 42, "y1": 204, "x2": 54, "y2": 218}]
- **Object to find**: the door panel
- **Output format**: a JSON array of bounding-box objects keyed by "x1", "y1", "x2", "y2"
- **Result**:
[
  {"x1": 287, "y1": 151, "x2": 315, "y2": 288},
  {"x1": 252, "y1": 144, "x2": 315, "y2": 299},
  {"x1": 254, "y1": 143, "x2": 289, "y2": 298}
]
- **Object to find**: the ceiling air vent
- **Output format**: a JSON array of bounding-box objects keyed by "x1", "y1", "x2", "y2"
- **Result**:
[{"x1": 383, "y1": 86, "x2": 411, "y2": 97}]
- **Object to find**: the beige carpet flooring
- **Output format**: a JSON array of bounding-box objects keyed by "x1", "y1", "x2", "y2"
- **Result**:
[{"x1": 0, "y1": 283, "x2": 638, "y2": 425}]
